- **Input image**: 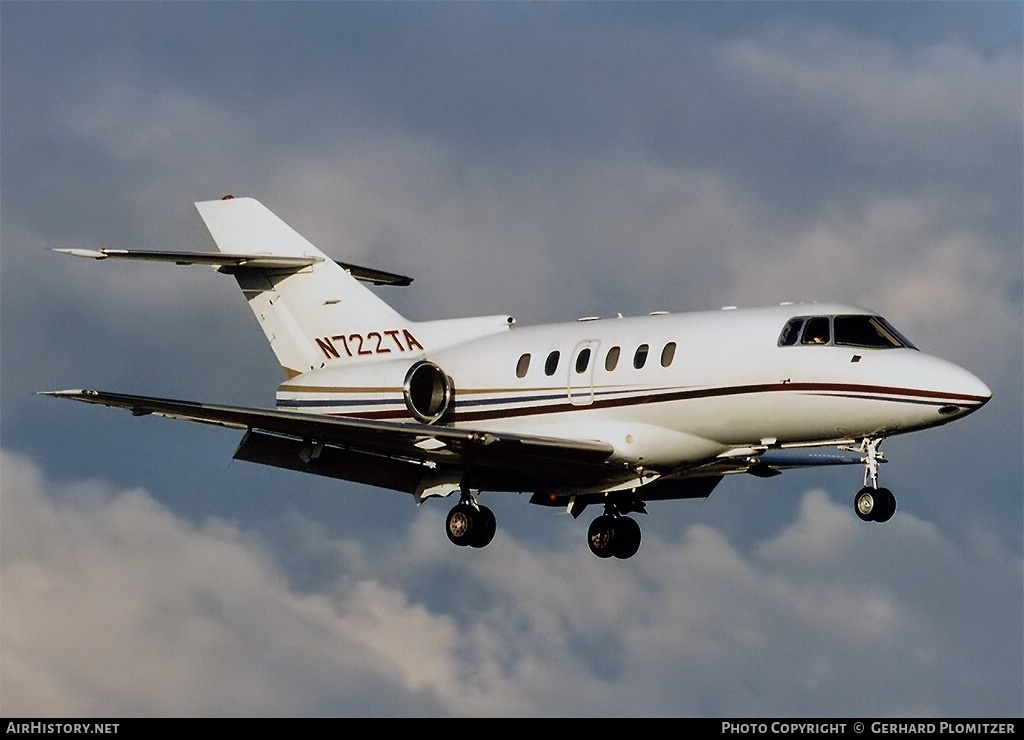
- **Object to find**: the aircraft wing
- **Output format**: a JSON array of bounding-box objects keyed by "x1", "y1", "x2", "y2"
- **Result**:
[
  {"x1": 39, "y1": 390, "x2": 866, "y2": 500},
  {"x1": 40, "y1": 389, "x2": 615, "y2": 496}
]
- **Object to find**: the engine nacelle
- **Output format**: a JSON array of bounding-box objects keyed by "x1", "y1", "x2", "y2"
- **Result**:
[
  {"x1": 277, "y1": 358, "x2": 455, "y2": 424},
  {"x1": 403, "y1": 360, "x2": 453, "y2": 424}
]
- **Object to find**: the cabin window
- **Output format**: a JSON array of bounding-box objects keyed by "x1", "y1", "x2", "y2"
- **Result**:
[
  {"x1": 801, "y1": 317, "x2": 831, "y2": 345},
  {"x1": 544, "y1": 351, "x2": 560, "y2": 376},
  {"x1": 605, "y1": 346, "x2": 620, "y2": 371},
  {"x1": 516, "y1": 353, "x2": 531, "y2": 378},
  {"x1": 575, "y1": 348, "x2": 592, "y2": 374},
  {"x1": 779, "y1": 318, "x2": 805, "y2": 346},
  {"x1": 661, "y1": 342, "x2": 676, "y2": 367},
  {"x1": 634, "y1": 344, "x2": 649, "y2": 369}
]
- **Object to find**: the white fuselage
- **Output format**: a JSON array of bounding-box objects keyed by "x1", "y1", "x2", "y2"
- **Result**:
[{"x1": 276, "y1": 303, "x2": 990, "y2": 474}]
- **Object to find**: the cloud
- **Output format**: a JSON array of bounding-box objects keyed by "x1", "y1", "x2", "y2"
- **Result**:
[
  {"x1": 1, "y1": 448, "x2": 462, "y2": 716},
  {"x1": 5, "y1": 9, "x2": 1019, "y2": 335},
  {"x1": 3, "y1": 449, "x2": 1020, "y2": 716},
  {"x1": 2, "y1": 2, "x2": 1020, "y2": 719}
]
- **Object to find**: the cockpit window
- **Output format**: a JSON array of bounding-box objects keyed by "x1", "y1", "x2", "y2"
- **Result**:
[
  {"x1": 779, "y1": 318, "x2": 804, "y2": 346},
  {"x1": 801, "y1": 316, "x2": 831, "y2": 345},
  {"x1": 834, "y1": 315, "x2": 915, "y2": 349},
  {"x1": 779, "y1": 314, "x2": 917, "y2": 349}
]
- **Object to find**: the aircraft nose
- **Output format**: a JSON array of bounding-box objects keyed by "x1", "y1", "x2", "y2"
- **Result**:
[
  {"x1": 965, "y1": 370, "x2": 992, "y2": 403},
  {"x1": 932, "y1": 358, "x2": 991, "y2": 416}
]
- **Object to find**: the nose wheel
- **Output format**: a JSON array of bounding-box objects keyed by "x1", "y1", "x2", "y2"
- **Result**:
[
  {"x1": 854, "y1": 486, "x2": 896, "y2": 522},
  {"x1": 852, "y1": 437, "x2": 897, "y2": 523}
]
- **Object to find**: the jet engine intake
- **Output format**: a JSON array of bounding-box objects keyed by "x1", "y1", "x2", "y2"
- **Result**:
[{"x1": 404, "y1": 360, "x2": 453, "y2": 424}]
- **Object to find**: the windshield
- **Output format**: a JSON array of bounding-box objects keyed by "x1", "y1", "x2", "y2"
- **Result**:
[
  {"x1": 779, "y1": 314, "x2": 916, "y2": 349},
  {"x1": 833, "y1": 315, "x2": 916, "y2": 349}
]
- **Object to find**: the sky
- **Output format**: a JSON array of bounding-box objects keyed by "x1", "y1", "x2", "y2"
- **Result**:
[{"x1": 1, "y1": 1, "x2": 1022, "y2": 718}]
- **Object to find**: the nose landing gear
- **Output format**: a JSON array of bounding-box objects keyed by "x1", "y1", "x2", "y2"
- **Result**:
[
  {"x1": 854, "y1": 486, "x2": 896, "y2": 522},
  {"x1": 851, "y1": 437, "x2": 897, "y2": 523}
]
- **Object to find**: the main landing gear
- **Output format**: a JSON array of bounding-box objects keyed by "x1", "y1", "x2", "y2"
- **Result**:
[
  {"x1": 587, "y1": 505, "x2": 642, "y2": 560},
  {"x1": 445, "y1": 489, "x2": 496, "y2": 549},
  {"x1": 852, "y1": 437, "x2": 897, "y2": 523},
  {"x1": 445, "y1": 488, "x2": 644, "y2": 559}
]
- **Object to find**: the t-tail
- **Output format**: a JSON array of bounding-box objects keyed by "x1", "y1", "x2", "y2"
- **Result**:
[
  {"x1": 196, "y1": 197, "x2": 411, "y2": 378},
  {"x1": 54, "y1": 196, "x2": 517, "y2": 379}
]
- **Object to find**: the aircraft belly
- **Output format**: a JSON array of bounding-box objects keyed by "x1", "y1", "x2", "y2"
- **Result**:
[
  {"x1": 674, "y1": 392, "x2": 864, "y2": 443},
  {"x1": 458, "y1": 409, "x2": 727, "y2": 468}
]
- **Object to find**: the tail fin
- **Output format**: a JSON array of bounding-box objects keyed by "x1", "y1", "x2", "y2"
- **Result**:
[{"x1": 196, "y1": 197, "x2": 410, "y2": 378}]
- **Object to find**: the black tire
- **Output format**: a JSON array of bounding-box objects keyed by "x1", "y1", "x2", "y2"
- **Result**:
[
  {"x1": 446, "y1": 503, "x2": 476, "y2": 546},
  {"x1": 873, "y1": 488, "x2": 897, "y2": 523},
  {"x1": 470, "y1": 505, "x2": 496, "y2": 548},
  {"x1": 587, "y1": 515, "x2": 617, "y2": 558},
  {"x1": 612, "y1": 517, "x2": 642, "y2": 559}
]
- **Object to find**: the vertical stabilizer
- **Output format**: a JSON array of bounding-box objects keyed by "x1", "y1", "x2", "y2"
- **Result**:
[{"x1": 195, "y1": 197, "x2": 409, "y2": 377}]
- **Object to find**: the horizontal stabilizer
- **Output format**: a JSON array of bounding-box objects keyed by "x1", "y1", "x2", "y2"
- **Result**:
[
  {"x1": 54, "y1": 248, "x2": 320, "y2": 270},
  {"x1": 53, "y1": 249, "x2": 412, "y2": 284}
]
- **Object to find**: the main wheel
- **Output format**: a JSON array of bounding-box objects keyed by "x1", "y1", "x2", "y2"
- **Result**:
[
  {"x1": 588, "y1": 515, "x2": 617, "y2": 558},
  {"x1": 612, "y1": 517, "x2": 642, "y2": 560},
  {"x1": 446, "y1": 503, "x2": 476, "y2": 546},
  {"x1": 470, "y1": 505, "x2": 496, "y2": 548}
]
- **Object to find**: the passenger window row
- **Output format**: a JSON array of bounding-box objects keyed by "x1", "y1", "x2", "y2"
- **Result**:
[{"x1": 516, "y1": 342, "x2": 677, "y2": 378}]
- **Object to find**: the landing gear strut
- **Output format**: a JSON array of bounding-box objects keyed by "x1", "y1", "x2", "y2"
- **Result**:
[
  {"x1": 445, "y1": 488, "x2": 496, "y2": 549},
  {"x1": 852, "y1": 437, "x2": 897, "y2": 523},
  {"x1": 587, "y1": 504, "x2": 642, "y2": 559}
]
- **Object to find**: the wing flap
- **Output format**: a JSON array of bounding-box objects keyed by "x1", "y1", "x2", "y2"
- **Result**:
[{"x1": 233, "y1": 430, "x2": 439, "y2": 493}]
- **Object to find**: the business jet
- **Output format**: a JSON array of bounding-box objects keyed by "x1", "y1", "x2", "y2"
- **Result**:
[{"x1": 43, "y1": 196, "x2": 991, "y2": 559}]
